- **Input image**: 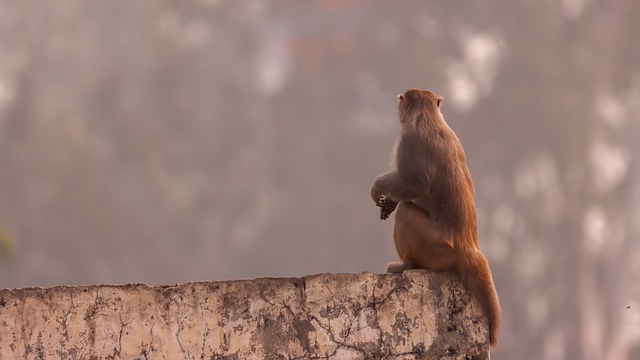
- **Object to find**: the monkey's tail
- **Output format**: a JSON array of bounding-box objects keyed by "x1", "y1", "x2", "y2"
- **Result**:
[{"x1": 456, "y1": 249, "x2": 501, "y2": 349}]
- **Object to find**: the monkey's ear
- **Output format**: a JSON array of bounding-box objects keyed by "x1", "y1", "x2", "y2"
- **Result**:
[{"x1": 437, "y1": 96, "x2": 444, "y2": 108}]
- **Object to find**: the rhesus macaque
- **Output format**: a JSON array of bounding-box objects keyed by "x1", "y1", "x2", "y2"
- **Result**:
[{"x1": 370, "y1": 89, "x2": 501, "y2": 348}]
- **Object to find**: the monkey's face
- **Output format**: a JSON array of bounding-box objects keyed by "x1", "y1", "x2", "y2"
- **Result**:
[{"x1": 397, "y1": 89, "x2": 444, "y2": 124}]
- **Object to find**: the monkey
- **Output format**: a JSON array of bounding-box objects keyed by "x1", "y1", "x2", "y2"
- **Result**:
[{"x1": 370, "y1": 89, "x2": 501, "y2": 349}]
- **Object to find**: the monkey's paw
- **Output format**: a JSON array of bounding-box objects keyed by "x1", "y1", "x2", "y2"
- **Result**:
[
  {"x1": 377, "y1": 196, "x2": 397, "y2": 220},
  {"x1": 385, "y1": 262, "x2": 408, "y2": 274},
  {"x1": 380, "y1": 207, "x2": 391, "y2": 220}
]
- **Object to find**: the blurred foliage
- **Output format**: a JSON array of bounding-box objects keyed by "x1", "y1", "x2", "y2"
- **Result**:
[{"x1": 0, "y1": 228, "x2": 15, "y2": 259}]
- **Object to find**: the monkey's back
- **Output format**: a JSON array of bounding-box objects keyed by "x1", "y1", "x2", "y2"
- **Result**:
[{"x1": 396, "y1": 118, "x2": 477, "y2": 238}]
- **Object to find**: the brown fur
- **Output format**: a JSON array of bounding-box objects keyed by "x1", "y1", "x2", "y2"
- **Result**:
[{"x1": 370, "y1": 89, "x2": 501, "y2": 349}]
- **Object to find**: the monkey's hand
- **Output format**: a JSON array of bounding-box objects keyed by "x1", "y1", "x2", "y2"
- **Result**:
[
  {"x1": 371, "y1": 173, "x2": 399, "y2": 219},
  {"x1": 377, "y1": 196, "x2": 398, "y2": 220}
]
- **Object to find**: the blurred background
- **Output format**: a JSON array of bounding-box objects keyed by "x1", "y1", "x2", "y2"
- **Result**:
[{"x1": 0, "y1": 1, "x2": 639, "y2": 359}]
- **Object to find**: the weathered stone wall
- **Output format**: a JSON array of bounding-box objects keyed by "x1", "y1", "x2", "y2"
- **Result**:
[{"x1": 0, "y1": 271, "x2": 489, "y2": 359}]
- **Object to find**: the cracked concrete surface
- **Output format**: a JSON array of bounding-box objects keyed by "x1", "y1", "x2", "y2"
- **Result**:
[{"x1": 0, "y1": 270, "x2": 489, "y2": 359}]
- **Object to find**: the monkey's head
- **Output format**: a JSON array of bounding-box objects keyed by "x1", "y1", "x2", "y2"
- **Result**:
[{"x1": 397, "y1": 89, "x2": 444, "y2": 125}]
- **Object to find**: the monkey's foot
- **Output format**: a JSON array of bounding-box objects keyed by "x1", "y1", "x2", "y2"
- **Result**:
[
  {"x1": 385, "y1": 262, "x2": 409, "y2": 274},
  {"x1": 377, "y1": 196, "x2": 397, "y2": 220},
  {"x1": 380, "y1": 207, "x2": 391, "y2": 220}
]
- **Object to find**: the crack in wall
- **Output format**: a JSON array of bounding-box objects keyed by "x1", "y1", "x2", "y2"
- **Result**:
[
  {"x1": 200, "y1": 300, "x2": 210, "y2": 359},
  {"x1": 55, "y1": 295, "x2": 73, "y2": 345}
]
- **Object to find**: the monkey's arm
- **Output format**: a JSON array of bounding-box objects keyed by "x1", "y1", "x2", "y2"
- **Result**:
[
  {"x1": 370, "y1": 172, "x2": 419, "y2": 219},
  {"x1": 371, "y1": 172, "x2": 418, "y2": 203}
]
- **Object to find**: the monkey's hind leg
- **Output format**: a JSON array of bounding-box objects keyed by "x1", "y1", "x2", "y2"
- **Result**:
[{"x1": 391, "y1": 202, "x2": 456, "y2": 272}]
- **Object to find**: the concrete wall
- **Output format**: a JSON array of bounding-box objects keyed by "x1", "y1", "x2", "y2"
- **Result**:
[{"x1": 0, "y1": 271, "x2": 489, "y2": 359}]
